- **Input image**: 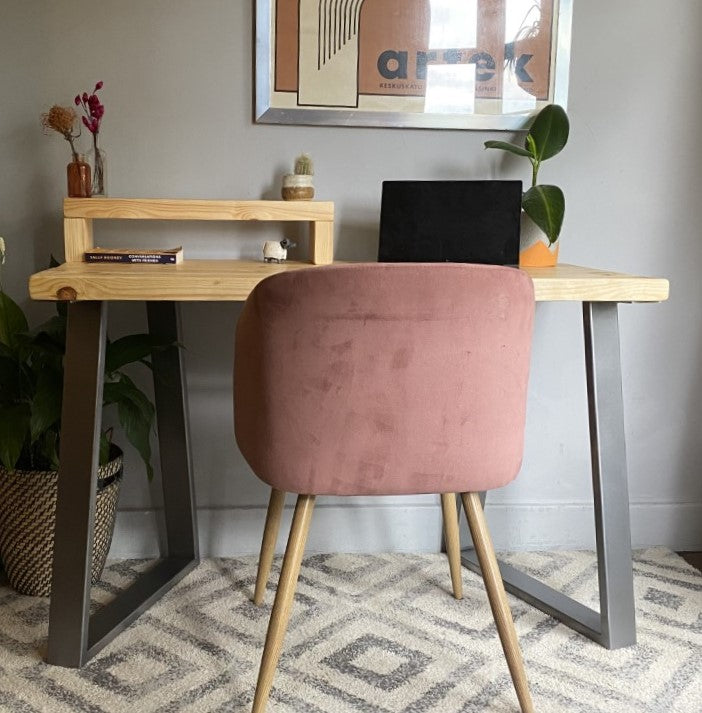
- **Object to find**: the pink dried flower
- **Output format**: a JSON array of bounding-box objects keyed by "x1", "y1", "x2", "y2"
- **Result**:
[{"x1": 76, "y1": 82, "x2": 105, "y2": 136}]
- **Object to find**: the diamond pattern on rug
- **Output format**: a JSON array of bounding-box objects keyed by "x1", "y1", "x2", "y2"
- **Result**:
[
  {"x1": 644, "y1": 586, "x2": 684, "y2": 610},
  {"x1": 322, "y1": 633, "x2": 432, "y2": 691},
  {"x1": 0, "y1": 548, "x2": 700, "y2": 712},
  {"x1": 80, "y1": 641, "x2": 198, "y2": 700}
]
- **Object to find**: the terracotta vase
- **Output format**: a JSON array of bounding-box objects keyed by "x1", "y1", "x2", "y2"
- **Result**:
[
  {"x1": 66, "y1": 155, "x2": 92, "y2": 198},
  {"x1": 519, "y1": 212, "x2": 559, "y2": 267}
]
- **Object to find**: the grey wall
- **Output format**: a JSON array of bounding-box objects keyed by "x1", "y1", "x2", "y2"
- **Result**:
[{"x1": 1, "y1": 1, "x2": 701, "y2": 556}]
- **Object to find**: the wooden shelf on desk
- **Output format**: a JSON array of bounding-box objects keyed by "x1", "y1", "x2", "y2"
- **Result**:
[
  {"x1": 29, "y1": 261, "x2": 669, "y2": 303},
  {"x1": 60, "y1": 198, "x2": 335, "y2": 267},
  {"x1": 63, "y1": 198, "x2": 334, "y2": 222}
]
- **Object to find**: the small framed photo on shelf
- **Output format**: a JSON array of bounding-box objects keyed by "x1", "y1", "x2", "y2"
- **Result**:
[{"x1": 255, "y1": 0, "x2": 573, "y2": 131}]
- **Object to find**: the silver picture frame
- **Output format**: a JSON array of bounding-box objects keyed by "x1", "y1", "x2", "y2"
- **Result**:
[{"x1": 255, "y1": 0, "x2": 573, "y2": 131}]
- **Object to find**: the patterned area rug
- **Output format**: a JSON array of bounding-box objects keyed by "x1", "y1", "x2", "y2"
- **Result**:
[{"x1": 0, "y1": 549, "x2": 700, "y2": 712}]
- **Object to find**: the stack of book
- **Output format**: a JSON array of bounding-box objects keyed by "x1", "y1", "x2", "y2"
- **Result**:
[{"x1": 83, "y1": 247, "x2": 184, "y2": 264}]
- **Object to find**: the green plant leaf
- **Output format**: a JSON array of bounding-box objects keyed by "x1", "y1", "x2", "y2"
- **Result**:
[
  {"x1": 22, "y1": 328, "x2": 65, "y2": 358},
  {"x1": 0, "y1": 403, "x2": 30, "y2": 471},
  {"x1": 104, "y1": 375, "x2": 155, "y2": 479},
  {"x1": 30, "y1": 368, "x2": 63, "y2": 442},
  {"x1": 31, "y1": 314, "x2": 67, "y2": 341},
  {"x1": 483, "y1": 140, "x2": 534, "y2": 158},
  {"x1": 526, "y1": 104, "x2": 569, "y2": 162},
  {"x1": 0, "y1": 354, "x2": 20, "y2": 403},
  {"x1": 105, "y1": 334, "x2": 171, "y2": 375},
  {"x1": 99, "y1": 431, "x2": 112, "y2": 465},
  {"x1": 0, "y1": 346, "x2": 34, "y2": 406},
  {"x1": 15, "y1": 333, "x2": 64, "y2": 379},
  {"x1": 40, "y1": 429, "x2": 60, "y2": 470},
  {"x1": 0, "y1": 292, "x2": 28, "y2": 351},
  {"x1": 523, "y1": 185, "x2": 565, "y2": 245}
]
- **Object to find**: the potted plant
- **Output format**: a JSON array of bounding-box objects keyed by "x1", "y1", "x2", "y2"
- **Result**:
[
  {"x1": 0, "y1": 246, "x2": 161, "y2": 596},
  {"x1": 281, "y1": 153, "x2": 315, "y2": 200},
  {"x1": 484, "y1": 104, "x2": 569, "y2": 266}
]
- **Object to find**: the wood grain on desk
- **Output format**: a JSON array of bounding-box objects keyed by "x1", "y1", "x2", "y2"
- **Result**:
[
  {"x1": 521, "y1": 264, "x2": 669, "y2": 302},
  {"x1": 63, "y1": 198, "x2": 334, "y2": 222},
  {"x1": 29, "y1": 261, "x2": 669, "y2": 303}
]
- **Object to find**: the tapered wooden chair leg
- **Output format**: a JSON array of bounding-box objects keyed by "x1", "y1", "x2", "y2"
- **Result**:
[
  {"x1": 440, "y1": 493, "x2": 463, "y2": 600},
  {"x1": 461, "y1": 492, "x2": 534, "y2": 713},
  {"x1": 252, "y1": 494, "x2": 315, "y2": 713},
  {"x1": 254, "y1": 488, "x2": 287, "y2": 605}
]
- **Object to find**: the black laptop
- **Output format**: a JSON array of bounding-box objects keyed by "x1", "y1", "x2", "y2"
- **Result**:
[{"x1": 378, "y1": 180, "x2": 522, "y2": 265}]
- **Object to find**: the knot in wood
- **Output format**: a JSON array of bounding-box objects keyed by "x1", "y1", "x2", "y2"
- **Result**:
[{"x1": 56, "y1": 286, "x2": 78, "y2": 302}]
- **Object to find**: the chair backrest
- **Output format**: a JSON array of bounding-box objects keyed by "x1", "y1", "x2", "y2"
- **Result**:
[{"x1": 234, "y1": 263, "x2": 534, "y2": 496}]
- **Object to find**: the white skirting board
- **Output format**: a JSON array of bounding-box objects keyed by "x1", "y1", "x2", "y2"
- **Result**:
[{"x1": 108, "y1": 501, "x2": 702, "y2": 558}]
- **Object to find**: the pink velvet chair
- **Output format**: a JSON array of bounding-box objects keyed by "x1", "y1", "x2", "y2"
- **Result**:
[{"x1": 234, "y1": 263, "x2": 535, "y2": 713}]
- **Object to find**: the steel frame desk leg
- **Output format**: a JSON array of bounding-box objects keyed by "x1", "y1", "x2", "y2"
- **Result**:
[
  {"x1": 146, "y1": 302, "x2": 199, "y2": 561},
  {"x1": 47, "y1": 301, "x2": 199, "y2": 668},
  {"x1": 461, "y1": 301, "x2": 637, "y2": 650},
  {"x1": 582, "y1": 301, "x2": 636, "y2": 648},
  {"x1": 47, "y1": 301, "x2": 107, "y2": 666}
]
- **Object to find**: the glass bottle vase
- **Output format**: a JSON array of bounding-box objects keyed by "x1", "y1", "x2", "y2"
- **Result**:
[
  {"x1": 66, "y1": 155, "x2": 92, "y2": 198},
  {"x1": 87, "y1": 145, "x2": 107, "y2": 197}
]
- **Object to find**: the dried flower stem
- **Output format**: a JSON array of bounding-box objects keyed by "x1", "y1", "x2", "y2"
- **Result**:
[{"x1": 41, "y1": 106, "x2": 81, "y2": 161}]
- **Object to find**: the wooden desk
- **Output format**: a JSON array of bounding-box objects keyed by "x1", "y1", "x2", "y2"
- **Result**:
[
  {"x1": 30, "y1": 260, "x2": 668, "y2": 303},
  {"x1": 29, "y1": 199, "x2": 669, "y2": 667}
]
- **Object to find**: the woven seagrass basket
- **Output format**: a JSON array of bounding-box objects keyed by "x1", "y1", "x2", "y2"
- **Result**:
[{"x1": 0, "y1": 447, "x2": 123, "y2": 596}]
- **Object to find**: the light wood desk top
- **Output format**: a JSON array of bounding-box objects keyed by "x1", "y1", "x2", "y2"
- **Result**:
[
  {"x1": 28, "y1": 198, "x2": 669, "y2": 304},
  {"x1": 29, "y1": 261, "x2": 669, "y2": 303}
]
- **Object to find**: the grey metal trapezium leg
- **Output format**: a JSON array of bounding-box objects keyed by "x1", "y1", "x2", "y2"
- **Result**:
[
  {"x1": 47, "y1": 301, "x2": 200, "y2": 668},
  {"x1": 583, "y1": 301, "x2": 636, "y2": 648},
  {"x1": 85, "y1": 303, "x2": 200, "y2": 659},
  {"x1": 462, "y1": 301, "x2": 636, "y2": 650},
  {"x1": 146, "y1": 301, "x2": 199, "y2": 560},
  {"x1": 48, "y1": 301, "x2": 108, "y2": 667}
]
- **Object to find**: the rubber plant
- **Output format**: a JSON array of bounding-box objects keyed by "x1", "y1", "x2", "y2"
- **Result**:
[
  {"x1": 0, "y1": 249, "x2": 162, "y2": 478},
  {"x1": 484, "y1": 104, "x2": 570, "y2": 245}
]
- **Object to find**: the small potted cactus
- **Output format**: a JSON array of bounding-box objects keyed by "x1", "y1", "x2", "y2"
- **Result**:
[{"x1": 281, "y1": 153, "x2": 314, "y2": 200}]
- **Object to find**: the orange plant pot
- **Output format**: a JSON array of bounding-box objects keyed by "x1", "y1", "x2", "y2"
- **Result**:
[
  {"x1": 519, "y1": 239, "x2": 559, "y2": 267},
  {"x1": 519, "y1": 212, "x2": 560, "y2": 267}
]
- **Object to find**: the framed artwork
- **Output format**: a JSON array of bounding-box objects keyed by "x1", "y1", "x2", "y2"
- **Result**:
[{"x1": 255, "y1": 0, "x2": 573, "y2": 131}]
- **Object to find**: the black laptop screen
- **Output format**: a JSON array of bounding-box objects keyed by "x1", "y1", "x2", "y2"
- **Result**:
[{"x1": 378, "y1": 180, "x2": 522, "y2": 265}]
